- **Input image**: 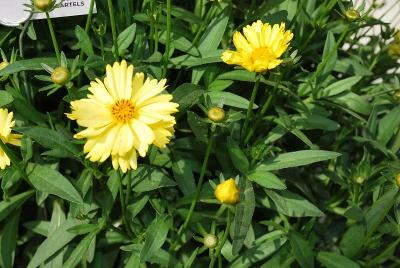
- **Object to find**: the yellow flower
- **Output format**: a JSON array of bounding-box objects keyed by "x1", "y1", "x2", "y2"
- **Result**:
[
  {"x1": 221, "y1": 20, "x2": 293, "y2": 73},
  {"x1": 67, "y1": 61, "x2": 179, "y2": 173},
  {"x1": 214, "y1": 178, "x2": 240, "y2": 205},
  {"x1": 0, "y1": 109, "x2": 22, "y2": 169}
]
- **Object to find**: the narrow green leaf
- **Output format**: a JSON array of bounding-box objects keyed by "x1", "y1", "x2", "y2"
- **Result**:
[
  {"x1": 377, "y1": 106, "x2": 400, "y2": 146},
  {"x1": 0, "y1": 190, "x2": 34, "y2": 221},
  {"x1": 205, "y1": 91, "x2": 259, "y2": 110},
  {"x1": 267, "y1": 190, "x2": 324, "y2": 217},
  {"x1": 133, "y1": 167, "x2": 177, "y2": 193},
  {"x1": 318, "y1": 76, "x2": 362, "y2": 98},
  {"x1": 27, "y1": 164, "x2": 83, "y2": 204},
  {"x1": 317, "y1": 252, "x2": 360, "y2": 268},
  {"x1": 232, "y1": 179, "x2": 255, "y2": 254},
  {"x1": 262, "y1": 150, "x2": 341, "y2": 171},
  {"x1": 140, "y1": 215, "x2": 171, "y2": 262},
  {"x1": 0, "y1": 91, "x2": 13, "y2": 107},
  {"x1": 63, "y1": 231, "x2": 97, "y2": 268},
  {"x1": 289, "y1": 231, "x2": 314, "y2": 268},
  {"x1": 227, "y1": 137, "x2": 249, "y2": 174},
  {"x1": 75, "y1": 25, "x2": 94, "y2": 57},
  {"x1": 117, "y1": 23, "x2": 136, "y2": 51},
  {"x1": 248, "y1": 166, "x2": 286, "y2": 190},
  {"x1": 0, "y1": 210, "x2": 19, "y2": 268}
]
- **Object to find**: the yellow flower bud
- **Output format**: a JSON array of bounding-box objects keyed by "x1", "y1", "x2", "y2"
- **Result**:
[
  {"x1": 345, "y1": 9, "x2": 360, "y2": 21},
  {"x1": 388, "y1": 42, "x2": 400, "y2": 59},
  {"x1": 393, "y1": 90, "x2": 400, "y2": 102},
  {"x1": 34, "y1": 0, "x2": 54, "y2": 12},
  {"x1": 355, "y1": 176, "x2": 364, "y2": 184},
  {"x1": 51, "y1": 67, "x2": 70, "y2": 85},
  {"x1": 0, "y1": 61, "x2": 9, "y2": 71},
  {"x1": 203, "y1": 234, "x2": 218, "y2": 248},
  {"x1": 214, "y1": 178, "x2": 240, "y2": 205},
  {"x1": 207, "y1": 107, "x2": 225, "y2": 123},
  {"x1": 396, "y1": 173, "x2": 400, "y2": 188}
]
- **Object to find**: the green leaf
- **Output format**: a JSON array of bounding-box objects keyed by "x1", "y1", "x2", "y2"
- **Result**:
[
  {"x1": 247, "y1": 165, "x2": 286, "y2": 190},
  {"x1": 187, "y1": 111, "x2": 208, "y2": 142},
  {"x1": 232, "y1": 179, "x2": 255, "y2": 254},
  {"x1": 289, "y1": 231, "x2": 314, "y2": 268},
  {"x1": 317, "y1": 252, "x2": 360, "y2": 268},
  {"x1": 317, "y1": 76, "x2": 362, "y2": 98},
  {"x1": 172, "y1": 83, "x2": 205, "y2": 116},
  {"x1": 329, "y1": 92, "x2": 371, "y2": 115},
  {"x1": 0, "y1": 210, "x2": 19, "y2": 268},
  {"x1": 63, "y1": 231, "x2": 97, "y2": 268},
  {"x1": 266, "y1": 190, "x2": 324, "y2": 217},
  {"x1": 262, "y1": 150, "x2": 341, "y2": 171},
  {"x1": 227, "y1": 137, "x2": 249, "y2": 174},
  {"x1": 0, "y1": 91, "x2": 13, "y2": 107},
  {"x1": 75, "y1": 25, "x2": 94, "y2": 57},
  {"x1": 133, "y1": 166, "x2": 177, "y2": 192},
  {"x1": 172, "y1": 153, "x2": 196, "y2": 195},
  {"x1": 140, "y1": 214, "x2": 171, "y2": 262},
  {"x1": 205, "y1": 91, "x2": 258, "y2": 110},
  {"x1": 0, "y1": 190, "x2": 34, "y2": 221},
  {"x1": 377, "y1": 106, "x2": 400, "y2": 146},
  {"x1": 319, "y1": 31, "x2": 337, "y2": 76},
  {"x1": 18, "y1": 127, "x2": 80, "y2": 159},
  {"x1": 231, "y1": 235, "x2": 287, "y2": 268},
  {"x1": 339, "y1": 224, "x2": 366, "y2": 258},
  {"x1": 126, "y1": 195, "x2": 149, "y2": 219},
  {"x1": 27, "y1": 219, "x2": 84, "y2": 268},
  {"x1": 27, "y1": 164, "x2": 83, "y2": 204},
  {"x1": 365, "y1": 187, "x2": 398, "y2": 239},
  {"x1": 0, "y1": 58, "x2": 63, "y2": 76},
  {"x1": 117, "y1": 23, "x2": 136, "y2": 52}
]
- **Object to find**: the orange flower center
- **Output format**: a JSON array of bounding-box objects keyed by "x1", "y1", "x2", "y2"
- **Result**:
[{"x1": 111, "y1": 100, "x2": 135, "y2": 122}]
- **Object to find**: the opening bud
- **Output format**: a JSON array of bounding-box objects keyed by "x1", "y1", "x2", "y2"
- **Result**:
[
  {"x1": 203, "y1": 234, "x2": 218, "y2": 249},
  {"x1": 51, "y1": 66, "x2": 70, "y2": 85},
  {"x1": 345, "y1": 9, "x2": 360, "y2": 21},
  {"x1": 34, "y1": 0, "x2": 54, "y2": 12},
  {"x1": 214, "y1": 178, "x2": 240, "y2": 205},
  {"x1": 208, "y1": 107, "x2": 225, "y2": 123}
]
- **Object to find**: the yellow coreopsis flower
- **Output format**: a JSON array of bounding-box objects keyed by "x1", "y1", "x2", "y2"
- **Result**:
[
  {"x1": 214, "y1": 178, "x2": 240, "y2": 205},
  {"x1": 67, "y1": 61, "x2": 179, "y2": 173},
  {"x1": 221, "y1": 20, "x2": 293, "y2": 73},
  {"x1": 0, "y1": 108, "x2": 22, "y2": 169}
]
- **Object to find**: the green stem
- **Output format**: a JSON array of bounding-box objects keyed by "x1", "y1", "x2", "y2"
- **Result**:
[
  {"x1": 242, "y1": 74, "x2": 261, "y2": 143},
  {"x1": 209, "y1": 209, "x2": 232, "y2": 268},
  {"x1": 118, "y1": 171, "x2": 133, "y2": 238},
  {"x1": 107, "y1": 0, "x2": 119, "y2": 59},
  {"x1": 171, "y1": 129, "x2": 214, "y2": 250},
  {"x1": 45, "y1": 12, "x2": 61, "y2": 65},
  {"x1": 163, "y1": 0, "x2": 172, "y2": 77}
]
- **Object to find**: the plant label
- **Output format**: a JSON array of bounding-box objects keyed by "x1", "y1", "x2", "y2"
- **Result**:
[{"x1": 0, "y1": 0, "x2": 96, "y2": 27}]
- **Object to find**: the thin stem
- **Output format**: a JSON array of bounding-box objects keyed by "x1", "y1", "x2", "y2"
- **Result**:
[
  {"x1": 171, "y1": 129, "x2": 214, "y2": 250},
  {"x1": 118, "y1": 171, "x2": 134, "y2": 238},
  {"x1": 45, "y1": 12, "x2": 61, "y2": 64},
  {"x1": 242, "y1": 74, "x2": 261, "y2": 143},
  {"x1": 107, "y1": 0, "x2": 119, "y2": 59},
  {"x1": 163, "y1": 0, "x2": 172, "y2": 77},
  {"x1": 209, "y1": 209, "x2": 232, "y2": 268}
]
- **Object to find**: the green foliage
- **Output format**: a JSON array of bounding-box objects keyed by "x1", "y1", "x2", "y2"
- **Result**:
[{"x1": 0, "y1": 0, "x2": 400, "y2": 267}]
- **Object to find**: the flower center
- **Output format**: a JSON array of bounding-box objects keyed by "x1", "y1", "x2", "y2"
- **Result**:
[
  {"x1": 111, "y1": 100, "x2": 135, "y2": 122},
  {"x1": 250, "y1": 47, "x2": 275, "y2": 63}
]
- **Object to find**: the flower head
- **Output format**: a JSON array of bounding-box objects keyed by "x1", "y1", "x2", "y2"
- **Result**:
[
  {"x1": 214, "y1": 178, "x2": 240, "y2": 205},
  {"x1": 221, "y1": 20, "x2": 293, "y2": 73},
  {"x1": 51, "y1": 66, "x2": 70, "y2": 85},
  {"x1": 34, "y1": 0, "x2": 54, "y2": 12},
  {"x1": 207, "y1": 107, "x2": 225, "y2": 123},
  {"x1": 345, "y1": 9, "x2": 360, "y2": 21},
  {"x1": 67, "y1": 61, "x2": 179, "y2": 173},
  {"x1": 203, "y1": 234, "x2": 218, "y2": 249},
  {"x1": 0, "y1": 109, "x2": 22, "y2": 169}
]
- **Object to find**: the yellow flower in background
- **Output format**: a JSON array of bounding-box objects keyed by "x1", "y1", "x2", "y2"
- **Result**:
[
  {"x1": 0, "y1": 109, "x2": 22, "y2": 169},
  {"x1": 214, "y1": 178, "x2": 240, "y2": 205},
  {"x1": 67, "y1": 61, "x2": 179, "y2": 173},
  {"x1": 221, "y1": 20, "x2": 293, "y2": 73}
]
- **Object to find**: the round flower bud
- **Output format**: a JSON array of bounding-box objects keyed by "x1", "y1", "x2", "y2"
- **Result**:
[
  {"x1": 393, "y1": 90, "x2": 400, "y2": 101},
  {"x1": 388, "y1": 42, "x2": 400, "y2": 59},
  {"x1": 214, "y1": 178, "x2": 240, "y2": 205},
  {"x1": 34, "y1": 0, "x2": 54, "y2": 12},
  {"x1": 207, "y1": 107, "x2": 225, "y2": 123},
  {"x1": 345, "y1": 9, "x2": 360, "y2": 21},
  {"x1": 203, "y1": 234, "x2": 218, "y2": 249},
  {"x1": 355, "y1": 176, "x2": 364, "y2": 184},
  {"x1": 0, "y1": 61, "x2": 9, "y2": 71},
  {"x1": 396, "y1": 173, "x2": 400, "y2": 188},
  {"x1": 51, "y1": 67, "x2": 70, "y2": 85}
]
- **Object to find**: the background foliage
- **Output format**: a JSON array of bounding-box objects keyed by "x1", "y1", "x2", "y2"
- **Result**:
[{"x1": 0, "y1": 0, "x2": 400, "y2": 267}]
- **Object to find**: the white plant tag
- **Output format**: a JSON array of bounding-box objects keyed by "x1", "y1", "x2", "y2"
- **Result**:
[{"x1": 0, "y1": 0, "x2": 96, "y2": 27}]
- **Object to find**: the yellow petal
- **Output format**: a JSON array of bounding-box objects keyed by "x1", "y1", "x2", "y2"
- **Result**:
[
  {"x1": 88, "y1": 79, "x2": 115, "y2": 105},
  {"x1": 68, "y1": 99, "x2": 113, "y2": 128},
  {"x1": 130, "y1": 119, "x2": 154, "y2": 157}
]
